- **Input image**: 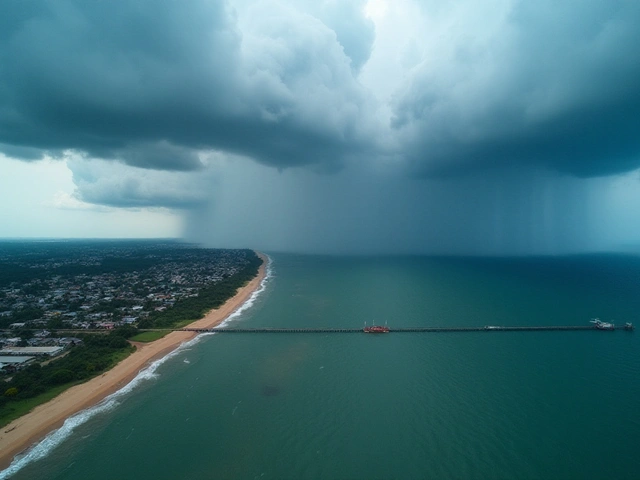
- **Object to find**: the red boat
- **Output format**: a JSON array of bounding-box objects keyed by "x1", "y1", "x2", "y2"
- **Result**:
[{"x1": 363, "y1": 325, "x2": 390, "y2": 333}]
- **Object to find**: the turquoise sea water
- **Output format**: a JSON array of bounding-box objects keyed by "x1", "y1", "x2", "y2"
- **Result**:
[{"x1": 3, "y1": 254, "x2": 640, "y2": 479}]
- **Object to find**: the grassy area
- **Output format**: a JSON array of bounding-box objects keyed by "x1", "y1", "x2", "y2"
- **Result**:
[
  {"x1": 129, "y1": 331, "x2": 168, "y2": 342},
  {"x1": 173, "y1": 319, "x2": 197, "y2": 328},
  {"x1": 0, "y1": 384, "x2": 74, "y2": 428},
  {"x1": 109, "y1": 346, "x2": 135, "y2": 364}
]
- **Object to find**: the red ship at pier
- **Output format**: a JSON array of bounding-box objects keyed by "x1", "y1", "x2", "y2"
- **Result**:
[{"x1": 363, "y1": 323, "x2": 390, "y2": 333}]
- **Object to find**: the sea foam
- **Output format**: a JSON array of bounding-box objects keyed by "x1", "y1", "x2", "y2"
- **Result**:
[{"x1": 0, "y1": 254, "x2": 272, "y2": 479}]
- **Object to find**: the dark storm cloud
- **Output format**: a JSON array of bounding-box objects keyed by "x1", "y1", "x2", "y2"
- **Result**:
[
  {"x1": 392, "y1": 0, "x2": 640, "y2": 178},
  {"x1": 110, "y1": 142, "x2": 205, "y2": 171},
  {"x1": 1, "y1": 0, "x2": 640, "y2": 190},
  {"x1": 0, "y1": 0, "x2": 374, "y2": 171},
  {"x1": 0, "y1": 142, "x2": 61, "y2": 161}
]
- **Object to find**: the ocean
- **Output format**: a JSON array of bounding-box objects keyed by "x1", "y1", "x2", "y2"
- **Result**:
[{"x1": 2, "y1": 253, "x2": 639, "y2": 479}]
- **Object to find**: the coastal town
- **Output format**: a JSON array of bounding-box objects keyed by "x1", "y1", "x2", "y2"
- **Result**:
[{"x1": 0, "y1": 241, "x2": 258, "y2": 373}]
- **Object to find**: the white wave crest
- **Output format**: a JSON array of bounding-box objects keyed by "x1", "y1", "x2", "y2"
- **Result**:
[
  {"x1": 0, "y1": 343, "x2": 187, "y2": 480},
  {"x1": 0, "y1": 254, "x2": 273, "y2": 479},
  {"x1": 215, "y1": 254, "x2": 273, "y2": 329}
]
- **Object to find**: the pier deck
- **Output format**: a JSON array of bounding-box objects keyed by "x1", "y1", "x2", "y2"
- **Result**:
[{"x1": 180, "y1": 325, "x2": 632, "y2": 334}]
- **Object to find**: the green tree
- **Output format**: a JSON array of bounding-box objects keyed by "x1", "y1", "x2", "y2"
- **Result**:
[
  {"x1": 50, "y1": 369, "x2": 75, "y2": 385},
  {"x1": 111, "y1": 325, "x2": 138, "y2": 339},
  {"x1": 12, "y1": 307, "x2": 44, "y2": 322},
  {"x1": 4, "y1": 387, "x2": 18, "y2": 397},
  {"x1": 18, "y1": 329, "x2": 33, "y2": 341},
  {"x1": 47, "y1": 316, "x2": 65, "y2": 329}
]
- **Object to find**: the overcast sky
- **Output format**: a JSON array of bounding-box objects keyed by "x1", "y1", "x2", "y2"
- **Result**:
[{"x1": 1, "y1": 0, "x2": 640, "y2": 254}]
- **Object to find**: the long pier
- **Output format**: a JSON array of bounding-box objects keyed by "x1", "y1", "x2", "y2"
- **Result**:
[
  {"x1": 180, "y1": 325, "x2": 633, "y2": 334},
  {"x1": 5, "y1": 325, "x2": 629, "y2": 337}
]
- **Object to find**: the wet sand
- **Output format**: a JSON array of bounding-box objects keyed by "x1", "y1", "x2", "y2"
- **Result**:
[{"x1": 0, "y1": 253, "x2": 267, "y2": 470}]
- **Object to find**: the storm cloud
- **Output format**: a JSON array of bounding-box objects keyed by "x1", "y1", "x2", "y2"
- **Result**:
[
  {"x1": 0, "y1": 0, "x2": 376, "y2": 172},
  {"x1": 1, "y1": 0, "x2": 640, "y2": 253},
  {"x1": 1, "y1": 0, "x2": 638, "y2": 178},
  {"x1": 390, "y1": 0, "x2": 640, "y2": 178}
]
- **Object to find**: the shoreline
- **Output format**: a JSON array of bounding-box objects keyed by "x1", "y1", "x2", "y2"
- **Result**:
[{"x1": 0, "y1": 252, "x2": 268, "y2": 471}]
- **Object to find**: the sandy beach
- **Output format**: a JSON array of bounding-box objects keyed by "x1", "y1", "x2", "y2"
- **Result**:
[{"x1": 0, "y1": 252, "x2": 267, "y2": 471}]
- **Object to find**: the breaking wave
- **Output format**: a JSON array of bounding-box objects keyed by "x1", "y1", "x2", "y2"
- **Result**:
[
  {"x1": 0, "y1": 254, "x2": 272, "y2": 479},
  {"x1": 215, "y1": 253, "x2": 273, "y2": 329}
]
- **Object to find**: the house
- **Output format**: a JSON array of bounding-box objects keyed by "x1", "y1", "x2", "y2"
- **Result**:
[
  {"x1": 0, "y1": 347, "x2": 63, "y2": 356},
  {"x1": 0, "y1": 356, "x2": 36, "y2": 370}
]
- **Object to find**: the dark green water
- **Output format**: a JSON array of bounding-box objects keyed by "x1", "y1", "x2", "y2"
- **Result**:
[{"x1": 4, "y1": 254, "x2": 640, "y2": 479}]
